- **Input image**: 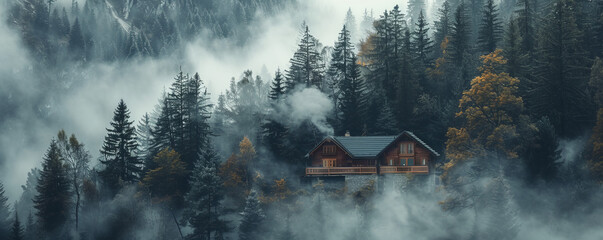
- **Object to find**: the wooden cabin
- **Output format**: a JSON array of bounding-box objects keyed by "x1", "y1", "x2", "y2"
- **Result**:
[{"x1": 305, "y1": 131, "x2": 440, "y2": 176}]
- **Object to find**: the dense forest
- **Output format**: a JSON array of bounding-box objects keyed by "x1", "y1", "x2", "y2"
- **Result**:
[{"x1": 1, "y1": 0, "x2": 603, "y2": 239}]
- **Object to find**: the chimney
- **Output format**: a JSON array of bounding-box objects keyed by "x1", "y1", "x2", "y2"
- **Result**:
[{"x1": 345, "y1": 130, "x2": 351, "y2": 137}]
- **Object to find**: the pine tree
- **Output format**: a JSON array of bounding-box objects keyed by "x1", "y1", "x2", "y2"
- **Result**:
[
  {"x1": 34, "y1": 140, "x2": 71, "y2": 233},
  {"x1": 98, "y1": 99, "x2": 141, "y2": 193},
  {"x1": 238, "y1": 191, "x2": 265, "y2": 240},
  {"x1": 24, "y1": 212, "x2": 35, "y2": 240},
  {"x1": 483, "y1": 178, "x2": 518, "y2": 239},
  {"x1": 367, "y1": 5, "x2": 407, "y2": 102},
  {"x1": 434, "y1": 0, "x2": 452, "y2": 58},
  {"x1": 182, "y1": 73, "x2": 212, "y2": 171},
  {"x1": 182, "y1": 145, "x2": 226, "y2": 240},
  {"x1": 373, "y1": 100, "x2": 398, "y2": 135},
  {"x1": 329, "y1": 25, "x2": 357, "y2": 132},
  {"x1": 0, "y1": 182, "x2": 10, "y2": 238},
  {"x1": 344, "y1": 8, "x2": 358, "y2": 43},
  {"x1": 135, "y1": 113, "x2": 153, "y2": 167},
  {"x1": 168, "y1": 70, "x2": 188, "y2": 157},
  {"x1": 478, "y1": 0, "x2": 503, "y2": 53},
  {"x1": 262, "y1": 70, "x2": 289, "y2": 162},
  {"x1": 269, "y1": 69, "x2": 286, "y2": 100},
  {"x1": 286, "y1": 23, "x2": 325, "y2": 90},
  {"x1": 407, "y1": 0, "x2": 426, "y2": 30},
  {"x1": 150, "y1": 95, "x2": 174, "y2": 168},
  {"x1": 10, "y1": 212, "x2": 24, "y2": 240},
  {"x1": 396, "y1": 29, "x2": 419, "y2": 130},
  {"x1": 338, "y1": 56, "x2": 367, "y2": 136},
  {"x1": 60, "y1": 8, "x2": 70, "y2": 36},
  {"x1": 515, "y1": 0, "x2": 537, "y2": 56},
  {"x1": 523, "y1": 117, "x2": 562, "y2": 182},
  {"x1": 450, "y1": 2, "x2": 471, "y2": 67},
  {"x1": 413, "y1": 10, "x2": 433, "y2": 71},
  {"x1": 503, "y1": 17, "x2": 527, "y2": 79},
  {"x1": 68, "y1": 18, "x2": 85, "y2": 60},
  {"x1": 531, "y1": 0, "x2": 594, "y2": 137}
]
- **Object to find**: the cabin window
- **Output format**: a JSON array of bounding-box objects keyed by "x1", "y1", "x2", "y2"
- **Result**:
[
  {"x1": 408, "y1": 158, "x2": 414, "y2": 166},
  {"x1": 323, "y1": 145, "x2": 336, "y2": 155},
  {"x1": 399, "y1": 158, "x2": 406, "y2": 166},
  {"x1": 422, "y1": 158, "x2": 426, "y2": 166},
  {"x1": 408, "y1": 143, "x2": 414, "y2": 154},
  {"x1": 389, "y1": 159, "x2": 393, "y2": 166},
  {"x1": 323, "y1": 159, "x2": 335, "y2": 168},
  {"x1": 400, "y1": 143, "x2": 406, "y2": 154}
]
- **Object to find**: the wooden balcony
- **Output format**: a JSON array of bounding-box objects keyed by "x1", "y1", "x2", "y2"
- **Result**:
[
  {"x1": 380, "y1": 166, "x2": 429, "y2": 174},
  {"x1": 306, "y1": 167, "x2": 377, "y2": 175}
]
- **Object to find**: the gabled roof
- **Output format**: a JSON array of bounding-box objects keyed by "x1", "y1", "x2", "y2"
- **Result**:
[
  {"x1": 333, "y1": 135, "x2": 397, "y2": 158},
  {"x1": 306, "y1": 131, "x2": 440, "y2": 158},
  {"x1": 383, "y1": 131, "x2": 441, "y2": 157}
]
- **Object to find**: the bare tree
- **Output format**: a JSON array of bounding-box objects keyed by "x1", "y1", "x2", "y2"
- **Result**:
[{"x1": 57, "y1": 130, "x2": 90, "y2": 231}]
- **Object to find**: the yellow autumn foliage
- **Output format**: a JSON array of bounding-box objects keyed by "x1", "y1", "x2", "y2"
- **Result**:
[
  {"x1": 141, "y1": 148, "x2": 187, "y2": 206},
  {"x1": 444, "y1": 50, "x2": 523, "y2": 175},
  {"x1": 589, "y1": 109, "x2": 603, "y2": 184}
]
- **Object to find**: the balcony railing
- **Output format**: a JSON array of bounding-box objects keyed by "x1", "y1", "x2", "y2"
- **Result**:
[
  {"x1": 306, "y1": 167, "x2": 377, "y2": 175},
  {"x1": 380, "y1": 166, "x2": 429, "y2": 174}
]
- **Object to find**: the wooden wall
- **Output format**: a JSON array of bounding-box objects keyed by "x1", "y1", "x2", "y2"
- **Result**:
[{"x1": 380, "y1": 136, "x2": 431, "y2": 166}]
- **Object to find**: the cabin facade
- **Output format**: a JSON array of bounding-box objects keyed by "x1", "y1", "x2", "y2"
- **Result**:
[{"x1": 305, "y1": 131, "x2": 440, "y2": 176}]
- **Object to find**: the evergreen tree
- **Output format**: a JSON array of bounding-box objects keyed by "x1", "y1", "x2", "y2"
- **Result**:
[
  {"x1": 68, "y1": 18, "x2": 85, "y2": 60},
  {"x1": 407, "y1": 0, "x2": 426, "y2": 30},
  {"x1": 34, "y1": 140, "x2": 71, "y2": 233},
  {"x1": 238, "y1": 191, "x2": 265, "y2": 240},
  {"x1": 286, "y1": 23, "x2": 325, "y2": 90},
  {"x1": 10, "y1": 212, "x2": 24, "y2": 240},
  {"x1": 168, "y1": 70, "x2": 188, "y2": 157},
  {"x1": 367, "y1": 5, "x2": 406, "y2": 102},
  {"x1": 98, "y1": 99, "x2": 141, "y2": 193},
  {"x1": 503, "y1": 17, "x2": 527, "y2": 79},
  {"x1": 135, "y1": 113, "x2": 153, "y2": 168},
  {"x1": 344, "y1": 8, "x2": 358, "y2": 43},
  {"x1": 269, "y1": 69, "x2": 286, "y2": 100},
  {"x1": 24, "y1": 212, "x2": 35, "y2": 240},
  {"x1": 150, "y1": 95, "x2": 174, "y2": 168},
  {"x1": 450, "y1": 2, "x2": 471, "y2": 67},
  {"x1": 523, "y1": 117, "x2": 562, "y2": 183},
  {"x1": 373, "y1": 100, "x2": 398, "y2": 135},
  {"x1": 515, "y1": 0, "x2": 537, "y2": 56},
  {"x1": 531, "y1": 0, "x2": 594, "y2": 137},
  {"x1": 262, "y1": 70, "x2": 289, "y2": 162},
  {"x1": 413, "y1": 10, "x2": 433, "y2": 71},
  {"x1": 182, "y1": 73, "x2": 212, "y2": 171},
  {"x1": 434, "y1": 0, "x2": 452, "y2": 58},
  {"x1": 338, "y1": 56, "x2": 367, "y2": 136},
  {"x1": 182, "y1": 145, "x2": 226, "y2": 240},
  {"x1": 0, "y1": 182, "x2": 10, "y2": 238},
  {"x1": 60, "y1": 8, "x2": 70, "y2": 36},
  {"x1": 328, "y1": 25, "x2": 357, "y2": 131},
  {"x1": 396, "y1": 29, "x2": 419, "y2": 130},
  {"x1": 478, "y1": 0, "x2": 503, "y2": 53},
  {"x1": 483, "y1": 178, "x2": 518, "y2": 239}
]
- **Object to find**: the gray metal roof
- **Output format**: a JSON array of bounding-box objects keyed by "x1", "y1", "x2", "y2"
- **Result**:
[
  {"x1": 332, "y1": 136, "x2": 397, "y2": 158},
  {"x1": 307, "y1": 131, "x2": 440, "y2": 158}
]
